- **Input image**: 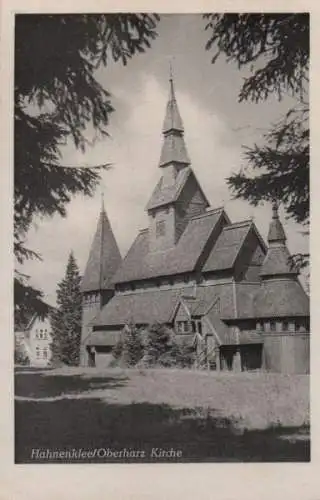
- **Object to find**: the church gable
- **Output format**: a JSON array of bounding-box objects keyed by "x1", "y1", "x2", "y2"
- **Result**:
[{"x1": 233, "y1": 224, "x2": 267, "y2": 282}]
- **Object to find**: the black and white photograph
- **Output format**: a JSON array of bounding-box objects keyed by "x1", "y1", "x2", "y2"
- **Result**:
[{"x1": 13, "y1": 12, "x2": 310, "y2": 464}]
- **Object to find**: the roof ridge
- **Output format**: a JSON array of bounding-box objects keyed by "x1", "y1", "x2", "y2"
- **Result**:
[
  {"x1": 190, "y1": 207, "x2": 223, "y2": 221},
  {"x1": 224, "y1": 219, "x2": 252, "y2": 230}
]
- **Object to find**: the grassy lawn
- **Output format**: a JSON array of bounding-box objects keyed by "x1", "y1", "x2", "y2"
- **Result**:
[{"x1": 15, "y1": 367, "x2": 310, "y2": 463}]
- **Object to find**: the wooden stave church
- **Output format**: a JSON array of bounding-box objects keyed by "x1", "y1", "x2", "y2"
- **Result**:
[{"x1": 80, "y1": 76, "x2": 310, "y2": 374}]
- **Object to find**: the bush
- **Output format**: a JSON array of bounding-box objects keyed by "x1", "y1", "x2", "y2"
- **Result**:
[
  {"x1": 144, "y1": 323, "x2": 174, "y2": 365},
  {"x1": 114, "y1": 324, "x2": 144, "y2": 367}
]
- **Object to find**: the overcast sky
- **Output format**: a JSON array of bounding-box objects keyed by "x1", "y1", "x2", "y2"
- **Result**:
[{"x1": 20, "y1": 14, "x2": 309, "y2": 305}]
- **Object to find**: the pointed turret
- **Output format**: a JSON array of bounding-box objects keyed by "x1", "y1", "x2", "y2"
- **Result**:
[
  {"x1": 159, "y1": 74, "x2": 190, "y2": 168},
  {"x1": 81, "y1": 201, "x2": 122, "y2": 292},
  {"x1": 253, "y1": 201, "x2": 308, "y2": 320},
  {"x1": 260, "y1": 201, "x2": 298, "y2": 278},
  {"x1": 162, "y1": 76, "x2": 184, "y2": 134}
]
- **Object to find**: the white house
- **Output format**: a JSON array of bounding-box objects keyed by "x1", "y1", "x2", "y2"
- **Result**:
[{"x1": 15, "y1": 314, "x2": 53, "y2": 367}]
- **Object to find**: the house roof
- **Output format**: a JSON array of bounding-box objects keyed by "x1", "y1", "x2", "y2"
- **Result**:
[
  {"x1": 112, "y1": 208, "x2": 225, "y2": 284},
  {"x1": 81, "y1": 204, "x2": 122, "y2": 292},
  {"x1": 146, "y1": 166, "x2": 209, "y2": 213},
  {"x1": 146, "y1": 167, "x2": 191, "y2": 211},
  {"x1": 253, "y1": 279, "x2": 309, "y2": 318},
  {"x1": 93, "y1": 288, "x2": 184, "y2": 327},
  {"x1": 260, "y1": 244, "x2": 298, "y2": 277},
  {"x1": 202, "y1": 221, "x2": 253, "y2": 273},
  {"x1": 14, "y1": 303, "x2": 54, "y2": 332}
]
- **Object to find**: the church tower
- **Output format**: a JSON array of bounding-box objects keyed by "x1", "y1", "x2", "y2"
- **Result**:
[
  {"x1": 146, "y1": 74, "x2": 209, "y2": 253},
  {"x1": 254, "y1": 202, "x2": 309, "y2": 373},
  {"x1": 80, "y1": 199, "x2": 122, "y2": 365}
]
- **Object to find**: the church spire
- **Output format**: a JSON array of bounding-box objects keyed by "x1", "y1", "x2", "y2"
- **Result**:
[
  {"x1": 81, "y1": 201, "x2": 122, "y2": 292},
  {"x1": 267, "y1": 200, "x2": 286, "y2": 244},
  {"x1": 159, "y1": 72, "x2": 190, "y2": 167}
]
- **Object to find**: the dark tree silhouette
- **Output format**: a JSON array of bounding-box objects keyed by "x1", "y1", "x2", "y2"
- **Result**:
[
  {"x1": 204, "y1": 14, "x2": 309, "y2": 232},
  {"x1": 14, "y1": 14, "x2": 159, "y2": 318},
  {"x1": 50, "y1": 252, "x2": 82, "y2": 365}
]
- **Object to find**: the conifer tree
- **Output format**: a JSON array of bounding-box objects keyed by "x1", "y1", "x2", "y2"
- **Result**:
[
  {"x1": 122, "y1": 323, "x2": 144, "y2": 367},
  {"x1": 204, "y1": 13, "x2": 309, "y2": 267},
  {"x1": 14, "y1": 14, "x2": 159, "y2": 320},
  {"x1": 50, "y1": 252, "x2": 82, "y2": 366}
]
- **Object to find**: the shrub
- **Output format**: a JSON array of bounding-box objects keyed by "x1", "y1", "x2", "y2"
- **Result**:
[
  {"x1": 144, "y1": 323, "x2": 174, "y2": 365},
  {"x1": 115, "y1": 324, "x2": 144, "y2": 367}
]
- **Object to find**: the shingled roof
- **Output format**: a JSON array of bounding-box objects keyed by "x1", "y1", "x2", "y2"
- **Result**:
[
  {"x1": 260, "y1": 244, "x2": 298, "y2": 277},
  {"x1": 81, "y1": 204, "x2": 122, "y2": 292},
  {"x1": 253, "y1": 279, "x2": 309, "y2": 318},
  {"x1": 146, "y1": 167, "x2": 191, "y2": 211},
  {"x1": 146, "y1": 167, "x2": 209, "y2": 212},
  {"x1": 260, "y1": 202, "x2": 298, "y2": 278},
  {"x1": 113, "y1": 208, "x2": 225, "y2": 283},
  {"x1": 162, "y1": 75, "x2": 184, "y2": 134},
  {"x1": 254, "y1": 203, "x2": 309, "y2": 318},
  {"x1": 202, "y1": 221, "x2": 253, "y2": 273},
  {"x1": 93, "y1": 288, "x2": 183, "y2": 327}
]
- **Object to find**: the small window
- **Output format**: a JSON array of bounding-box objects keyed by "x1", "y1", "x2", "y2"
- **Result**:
[
  {"x1": 36, "y1": 347, "x2": 40, "y2": 358},
  {"x1": 43, "y1": 348, "x2": 48, "y2": 359},
  {"x1": 283, "y1": 321, "x2": 289, "y2": 331},
  {"x1": 191, "y1": 321, "x2": 196, "y2": 333},
  {"x1": 156, "y1": 220, "x2": 166, "y2": 238},
  {"x1": 197, "y1": 321, "x2": 202, "y2": 335},
  {"x1": 295, "y1": 322, "x2": 300, "y2": 332},
  {"x1": 270, "y1": 321, "x2": 276, "y2": 332},
  {"x1": 176, "y1": 321, "x2": 184, "y2": 333},
  {"x1": 256, "y1": 322, "x2": 262, "y2": 332}
]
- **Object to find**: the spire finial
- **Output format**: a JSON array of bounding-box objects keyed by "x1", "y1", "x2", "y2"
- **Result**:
[
  {"x1": 101, "y1": 185, "x2": 105, "y2": 213},
  {"x1": 169, "y1": 60, "x2": 173, "y2": 81}
]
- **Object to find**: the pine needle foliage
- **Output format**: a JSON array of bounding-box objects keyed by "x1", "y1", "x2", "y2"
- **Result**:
[{"x1": 50, "y1": 252, "x2": 82, "y2": 366}]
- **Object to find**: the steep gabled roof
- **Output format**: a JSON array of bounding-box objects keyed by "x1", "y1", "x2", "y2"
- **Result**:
[
  {"x1": 112, "y1": 208, "x2": 225, "y2": 284},
  {"x1": 202, "y1": 221, "x2": 252, "y2": 273},
  {"x1": 146, "y1": 167, "x2": 209, "y2": 212},
  {"x1": 146, "y1": 166, "x2": 191, "y2": 211},
  {"x1": 81, "y1": 204, "x2": 122, "y2": 292}
]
